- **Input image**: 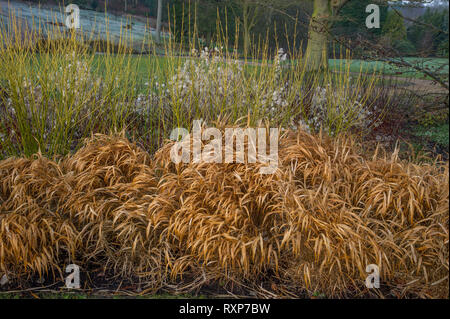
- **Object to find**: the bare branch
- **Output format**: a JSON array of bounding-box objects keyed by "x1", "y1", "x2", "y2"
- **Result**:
[{"x1": 391, "y1": 7, "x2": 449, "y2": 35}]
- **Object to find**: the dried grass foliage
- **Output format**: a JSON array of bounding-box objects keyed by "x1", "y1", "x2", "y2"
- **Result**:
[{"x1": 0, "y1": 131, "x2": 448, "y2": 298}]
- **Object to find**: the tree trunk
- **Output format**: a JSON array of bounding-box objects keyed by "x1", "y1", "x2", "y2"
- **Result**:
[
  {"x1": 155, "y1": 0, "x2": 163, "y2": 43},
  {"x1": 266, "y1": 7, "x2": 274, "y2": 31},
  {"x1": 305, "y1": 0, "x2": 331, "y2": 71},
  {"x1": 243, "y1": 1, "x2": 250, "y2": 58}
]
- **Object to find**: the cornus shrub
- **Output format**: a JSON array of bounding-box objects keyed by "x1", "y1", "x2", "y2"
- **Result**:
[
  {"x1": 0, "y1": 15, "x2": 388, "y2": 160},
  {"x1": 131, "y1": 46, "x2": 383, "y2": 143},
  {"x1": 306, "y1": 83, "x2": 382, "y2": 135},
  {"x1": 139, "y1": 47, "x2": 292, "y2": 125},
  {"x1": 0, "y1": 129, "x2": 447, "y2": 298}
]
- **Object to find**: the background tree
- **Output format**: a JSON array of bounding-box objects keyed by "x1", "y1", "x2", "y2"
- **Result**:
[
  {"x1": 155, "y1": 0, "x2": 163, "y2": 43},
  {"x1": 231, "y1": 0, "x2": 259, "y2": 58},
  {"x1": 407, "y1": 6, "x2": 449, "y2": 56},
  {"x1": 251, "y1": 0, "x2": 312, "y2": 52},
  {"x1": 380, "y1": 9, "x2": 414, "y2": 55},
  {"x1": 383, "y1": 10, "x2": 407, "y2": 42},
  {"x1": 302, "y1": 0, "x2": 350, "y2": 71},
  {"x1": 227, "y1": 0, "x2": 302, "y2": 57},
  {"x1": 301, "y1": 0, "x2": 434, "y2": 71},
  {"x1": 331, "y1": 0, "x2": 387, "y2": 57},
  {"x1": 171, "y1": 0, "x2": 233, "y2": 47}
]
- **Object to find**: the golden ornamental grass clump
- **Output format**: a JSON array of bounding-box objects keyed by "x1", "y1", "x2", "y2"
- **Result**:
[{"x1": 0, "y1": 130, "x2": 448, "y2": 298}]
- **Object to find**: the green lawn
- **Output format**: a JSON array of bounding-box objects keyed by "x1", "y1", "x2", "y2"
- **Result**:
[
  {"x1": 329, "y1": 57, "x2": 449, "y2": 79},
  {"x1": 90, "y1": 54, "x2": 445, "y2": 85},
  {"x1": 412, "y1": 123, "x2": 450, "y2": 149},
  {"x1": 9, "y1": 54, "x2": 445, "y2": 90},
  {"x1": 91, "y1": 54, "x2": 180, "y2": 85}
]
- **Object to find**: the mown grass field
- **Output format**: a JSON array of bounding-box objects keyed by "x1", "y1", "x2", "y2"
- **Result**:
[
  {"x1": 5, "y1": 52, "x2": 445, "y2": 93},
  {"x1": 90, "y1": 55, "x2": 449, "y2": 83},
  {"x1": 329, "y1": 57, "x2": 449, "y2": 79}
]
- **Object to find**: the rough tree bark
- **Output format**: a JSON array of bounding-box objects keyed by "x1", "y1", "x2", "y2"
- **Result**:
[
  {"x1": 304, "y1": 0, "x2": 349, "y2": 71},
  {"x1": 304, "y1": 0, "x2": 331, "y2": 71}
]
